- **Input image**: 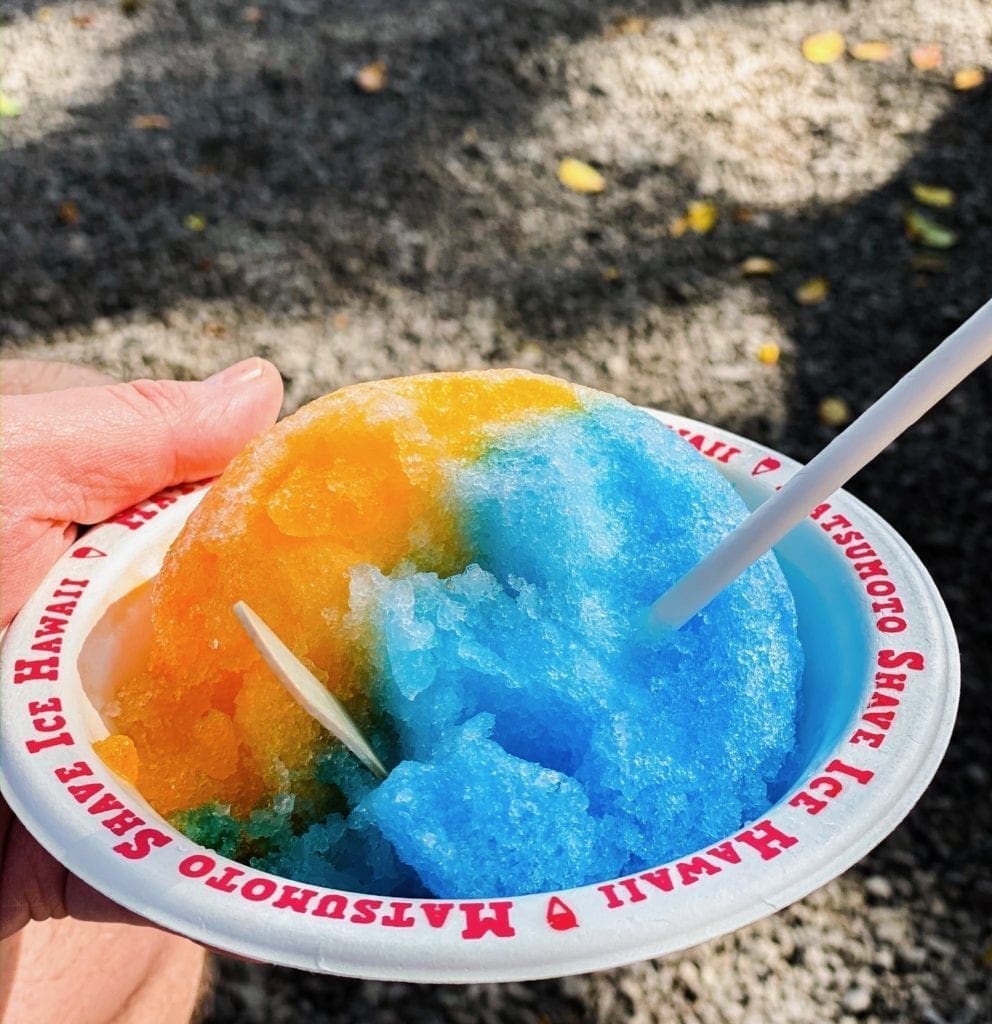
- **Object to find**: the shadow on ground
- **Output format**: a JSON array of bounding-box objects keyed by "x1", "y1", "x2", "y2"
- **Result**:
[{"x1": 1, "y1": 0, "x2": 885, "y2": 341}]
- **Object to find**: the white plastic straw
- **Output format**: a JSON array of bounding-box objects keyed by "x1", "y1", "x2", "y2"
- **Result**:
[
  {"x1": 233, "y1": 600, "x2": 388, "y2": 779},
  {"x1": 648, "y1": 297, "x2": 992, "y2": 632}
]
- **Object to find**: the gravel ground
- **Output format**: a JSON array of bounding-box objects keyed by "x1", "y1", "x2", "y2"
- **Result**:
[{"x1": 2, "y1": 0, "x2": 992, "y2": 1021}]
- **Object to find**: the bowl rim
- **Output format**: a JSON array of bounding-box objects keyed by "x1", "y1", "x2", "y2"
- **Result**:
[{"x1": 0, "y1": 410, "x2": 960, "y2": 982}]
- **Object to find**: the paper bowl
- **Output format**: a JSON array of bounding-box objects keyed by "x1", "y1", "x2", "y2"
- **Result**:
[{"x1": 0, "y1": 411, "x2": 959, "y2": 982}]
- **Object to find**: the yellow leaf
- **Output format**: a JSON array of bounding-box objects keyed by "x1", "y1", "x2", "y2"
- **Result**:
[
  {"x1": 58, "y1": 200, "x2": 81, "y2": 226},
  {"x1": 0, "y1": 93, "x2": 22, "y2": 118},
  {"x1": 686, "y1": 201, "x2": 718, "y2": 234},
  {"x1": 602, "y1": 266, "x2": 620, "y2": 281},
  {"x1": 910, "y1": 182, "x2": 955, "y2": 208},
  {"x1": 795, "y1": 276, "x2": 829, "y2": 305},
  {"x1": 910, "y1": 44, "x2": 942, "y2": 71},
  {"x1": 130, "y1": 114, "x2": 171, "y2": 130},
  {"x1": 756, "y1": 342, "x2": 781, "y2": 366},
  {"x1": 36, "y1": 6, "x2": 53, "y2": 21},
  {"x1": 558, "y1": 158, "x2": 606, "y2": 195},
  {"x1": 355, "y1": 60, "x2": 388, "y2": 94},
  {"x1": 183, "y1": 213, "x2": 207, "y2": 232},
  {"x1": 669, "y1": 216, "x2": 688, "y2": 238},
  {"x1": 905, "y1": 210, "x2": 957, "y2": 249},
  {"x1": 740, "y1": 256, "x2": 778, "y2": 276},
  {"x1": 518, "y1": 341, "x2": 544, "y2": 366},
  {"x1": 819, "y1": 396, "x2": 850, "y2": 427},
  {"x1": 850, "y1": 41, "x2": 892, "y2": 62},
  {"x1": 605, "y1": 15, "x2": 648, "y2": 38},
  {"x1": 909, "y1": 253, "x2": 948, "y2": 273},
  {"x1": 802, "y1": 30, "x2": 845, "y2": 65},
  {"x1": 953, "y1": 67, "x2": 985, "y2": 91}
]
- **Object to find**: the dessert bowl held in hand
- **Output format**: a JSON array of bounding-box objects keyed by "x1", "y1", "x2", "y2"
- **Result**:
[{"x1": 0, "y1": 371, "x2": 958, "y2": 982}]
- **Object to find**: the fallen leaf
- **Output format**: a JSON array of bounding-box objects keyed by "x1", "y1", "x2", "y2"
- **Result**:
[
  {"x1": 795, "y1": 276, "x2": 830, "y2": 305},
  {"x1": 0, "y1": 93, "x2": 22, "y2": 118},
  {"x1": 518, "y1": 341, "x2": 543, "y2": 366},
  {"x1": 686, "y1": 200, "x2": 718, "y2": 234},
  {"x1": 850, "y1": 41, "x2": 892, "y2": 62},
  {"x1": 120, "y1": 0, "x2": 140, "y2": 14},
  {"x1": 602, "y1": 265, "x2": 620, "y2": 281},
  {"x1": 819, "y1": 396, "x2": 850, "y2": 427},
  {"x1": 333, "y1": 313, "x2": 350, "y2": 330},
  {"x1": 953, "y1": 67, "x2": 985, "y2": 91},
  {"x1": 740, "y1": 256, "x2": 778, "y2": 276},
  {"x1": 605, "y1": 15, "x2": 648, "y2": 38},
  {"x1": 558, "y1": 158, "x2": 606, "y2": 195},
  {"x1": 756, "y1": 342, "x2": 781, "y2": 366},
  {"x1": 910, "y1": 43, "x2": 942, "y2": 70},
  {"x1": 909, "y1": 182, "x2": 954, "y2": 208},
  {"x1": 909, "y1": 253, "x2": 948, "y2": 272},
  {"x1": 58, "y1": 200, "x2": 81, "y2": 226},
  {"x1": 36, "y1": 6, "x2": 53, "y2": 20},
  {"x1": 355, "y1": 60, "x2": 388, "y2": 94},
  {"x1": 183, "y1": 213, "x2": 207, "y2": 232},
  {"x1": 71, "y1": 13, "x2": 95, "y2": 28},
  {"x1": 732, "y1": 207, "x2": 755, "y2": 224},
  {"x1": 130, "y1": 113, "x2": 171, "y2": 130},
  {"x1": 243, "y1": 5, "x2": 263, "y2": 23},
  {"x1": 195, "y1": 257, "x2": 214, "y2": 271},
  {"x1": 669, "y1": 216, "x2": 688, "y2": 238},
  {"x1": 802, "y1": 30, "x2": 845, "y2": 65},
  {"x1": 905, "y1": 209, "x2": 957, "y2": 248},
  {"x1": 203, "y1": 322, "x2": 228, "y2": 337}
]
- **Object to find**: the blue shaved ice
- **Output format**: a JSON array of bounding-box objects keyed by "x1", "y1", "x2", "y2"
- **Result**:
[{"x1": 256, "y1": 399, "x2": 804, "y2": 897}]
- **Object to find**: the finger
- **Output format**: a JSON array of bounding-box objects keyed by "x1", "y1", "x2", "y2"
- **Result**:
[
  {"x1": 0, "y1": 359, "x2": 114, "y2": 395},
  {"x1": 1, "y1": 805, "x2": 147, "y2": 940},
  {"x1": 63, "y1": 875, "x2": 151, "y2": 930},
  {"x1": 0, "y1": 517, "x2": 77, "y2": 629},
  {"x1": 3, "y1": 358, "x2": 284, "y2": 526}
]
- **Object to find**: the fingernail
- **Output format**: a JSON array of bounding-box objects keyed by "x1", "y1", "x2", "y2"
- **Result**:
[{"x1": 206, "y1": 358, "x2": 265, "y2": 387}]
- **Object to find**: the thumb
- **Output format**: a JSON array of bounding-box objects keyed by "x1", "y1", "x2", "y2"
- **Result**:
[{"x1": 5, "y1": 358, "x2": 284, "y2": 526}]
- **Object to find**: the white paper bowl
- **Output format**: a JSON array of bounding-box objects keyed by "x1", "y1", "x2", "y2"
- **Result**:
[{"x1": 0, "y1": 412, "x2": 959, "y2": 982}]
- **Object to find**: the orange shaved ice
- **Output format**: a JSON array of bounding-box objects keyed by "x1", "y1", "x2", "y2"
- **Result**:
[
  {"x1": 95, "y1": 733, "x2": 141, "y2": 786},
  {"x1": 94, "y1": 371, "x2": 581, "y2": 817}
]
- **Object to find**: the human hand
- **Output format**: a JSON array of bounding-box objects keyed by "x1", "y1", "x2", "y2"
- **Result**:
[{"x1": 0, "y1": 357, "x2": 283, "y2": 940}]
